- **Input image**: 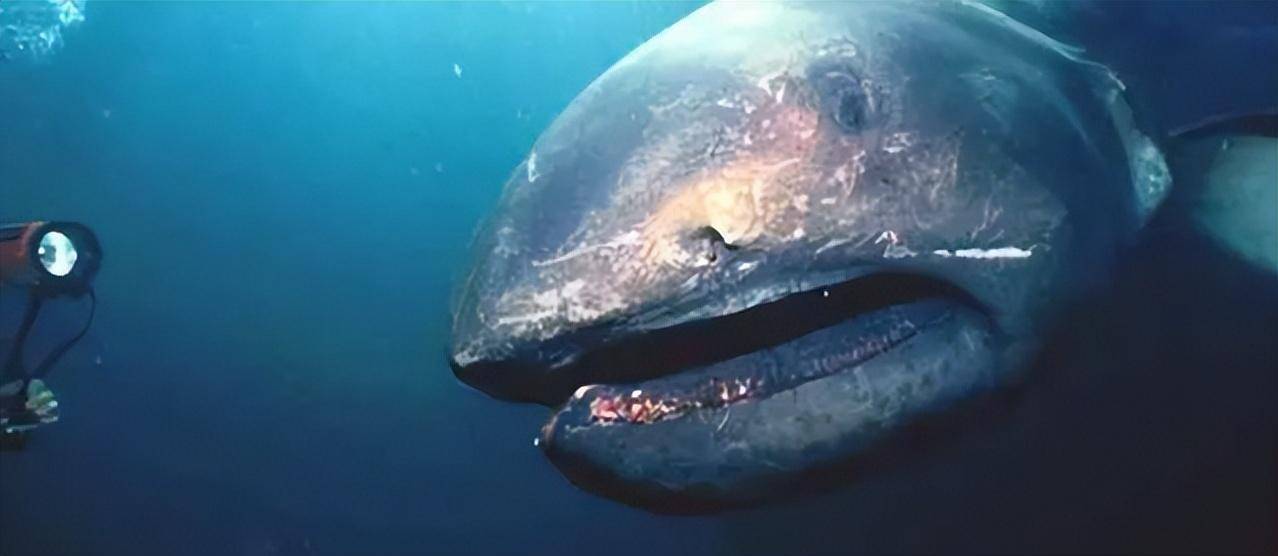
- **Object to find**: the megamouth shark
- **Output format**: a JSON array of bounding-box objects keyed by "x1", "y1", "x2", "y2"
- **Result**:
[{"x1": 449, "y1": 0, "x2": 1273, "y2": 511}]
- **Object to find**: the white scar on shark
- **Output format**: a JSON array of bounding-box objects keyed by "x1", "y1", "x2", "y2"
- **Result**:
[
  {"x1": 527, "y1": 152, "x2": 541, "y2": 183},
  {"x1": 932, "y1": 246, "x2": 1034, "y2": 259}
]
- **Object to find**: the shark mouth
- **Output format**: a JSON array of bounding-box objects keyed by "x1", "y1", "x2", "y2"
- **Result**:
[
  {"x1": 512, "y1": 271, "x2": 1000, "y2": 510},
  {"x1": 541, "y1": 273, "x2": 975, "y2": 426}
]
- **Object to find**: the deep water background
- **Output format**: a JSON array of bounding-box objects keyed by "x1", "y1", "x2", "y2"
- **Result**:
[{"x1": 1, "y1": 2, "x2": 1274, "y2": 555}]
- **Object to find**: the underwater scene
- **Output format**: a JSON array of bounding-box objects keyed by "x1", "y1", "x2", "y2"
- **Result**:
[{"x1": 1, "y1": 1, "x2": 1275, "y2": 554}]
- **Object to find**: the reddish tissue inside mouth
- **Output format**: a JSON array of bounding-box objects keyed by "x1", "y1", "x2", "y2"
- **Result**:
[
  {"x1": 582, "y1": 316, "x2": 927, "y2": 426},
  {"x1": 588, "y1": 377, "x2": 762, "y2": 425}
]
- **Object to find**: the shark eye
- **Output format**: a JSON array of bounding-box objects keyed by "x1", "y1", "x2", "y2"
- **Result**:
[{"x1": 809, "y1": 62, "x2": 868, "y2": 134}]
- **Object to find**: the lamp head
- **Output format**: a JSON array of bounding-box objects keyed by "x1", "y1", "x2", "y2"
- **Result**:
[{"x1": 0, "y1": 222, "x2": 102, "y2": 298}]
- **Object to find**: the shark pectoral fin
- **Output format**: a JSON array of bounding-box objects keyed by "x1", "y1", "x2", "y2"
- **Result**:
[
  {"x1": 1166, "y1": 112, "x2": 1278, "y2": 275},
  {"x1": 1190, "y1": 135, "x2": 1278, "y2": 274}
]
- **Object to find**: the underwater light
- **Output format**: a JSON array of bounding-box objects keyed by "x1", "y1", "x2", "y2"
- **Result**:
[
  {"x1": 1, "y1": 220, "x2": 101, "y2": 446},
  {"x1": 0, "y1": 221, "x2": 101, "y2": 297},
  {"x1": 38, "y1": 230, "x2": 78, "y2": 277}
]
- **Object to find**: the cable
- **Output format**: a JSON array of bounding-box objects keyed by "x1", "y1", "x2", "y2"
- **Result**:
[
  {"x1": 30, "y1": 288, "x2": 95, "y2": 380},
  {"x1": 1, "y1": 293, "x2": 43, "y2": 384}
]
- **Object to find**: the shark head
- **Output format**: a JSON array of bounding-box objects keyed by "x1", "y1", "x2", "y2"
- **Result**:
[{"x1": 450, "y1": 1, "x2": 1153, "y2": 510}]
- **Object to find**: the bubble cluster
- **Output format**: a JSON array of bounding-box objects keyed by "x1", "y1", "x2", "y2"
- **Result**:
[{"x1": 0, "y1": 0, "x2": 85, "y2": 62}]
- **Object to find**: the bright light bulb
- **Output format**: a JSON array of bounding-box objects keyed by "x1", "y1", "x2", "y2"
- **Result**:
[{"x1": 37, "y1": 230, "x2": 77, "y2": 277}]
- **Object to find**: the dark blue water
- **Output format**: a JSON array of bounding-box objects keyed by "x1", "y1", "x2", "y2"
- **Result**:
[{"x1": 1, "y1": 2, "x2": 1274, "y2": 555}]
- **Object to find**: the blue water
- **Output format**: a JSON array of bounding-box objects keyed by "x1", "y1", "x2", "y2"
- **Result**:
[
  {"x1": 0, "y1": 3, "x2": 717, "y2": 554},
  {"x1": 1, "y1": 2, "x2": 1275, "y2": 555}
]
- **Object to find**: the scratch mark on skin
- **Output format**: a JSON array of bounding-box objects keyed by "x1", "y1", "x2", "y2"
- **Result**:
[
  {"x1": 815, "y1": 237, "x2": 852, "y2": 255},
  {"x1": 755, "y1": 69, "x2": 785, "y2": 97},
  {"x1": 453, "y1": 347, "x2": 481, "y2": 367},
  {"x1": 847, "y1": 367, "x2": 875, "y2": 415},
  {"x1": 932, "y1": 246, "x2": 1034, "y2": 259},
  {"x1": 527, "y1": 152, "x2": 541, "y2": 183},
  {"x1": 532, "y1": 231, "x2": 643, "y2": 267},
  {"x1": 715, "y1": 406, "x2": 732, "y2": 434},
  {"x1": 876, "y1": 230, "x2": 899, "y2": 244},
  {"x1": 495, "y1": 309, "x2": 557, "y2": 328},
  {"x1": 969, "y1": 198, "x2": 1002, "y2": 241},
  {"x1": 876, "y1": 230, "x2": 917, "y2": 259},
  {"x1": 883, "y1": 132, "x2": 914, "y2": 154}
]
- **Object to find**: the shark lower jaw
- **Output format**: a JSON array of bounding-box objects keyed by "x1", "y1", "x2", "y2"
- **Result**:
[
  {"x1": 536, "y1": 294, "x2": 997, "y2": 511},
  {"x1": 452, "y1": 271, "x2": 996, "y2": 510}
]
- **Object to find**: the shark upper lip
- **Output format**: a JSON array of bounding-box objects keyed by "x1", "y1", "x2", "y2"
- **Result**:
[{"x1": 452, "y1": 271, "x2": 979, "y2": 407}]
